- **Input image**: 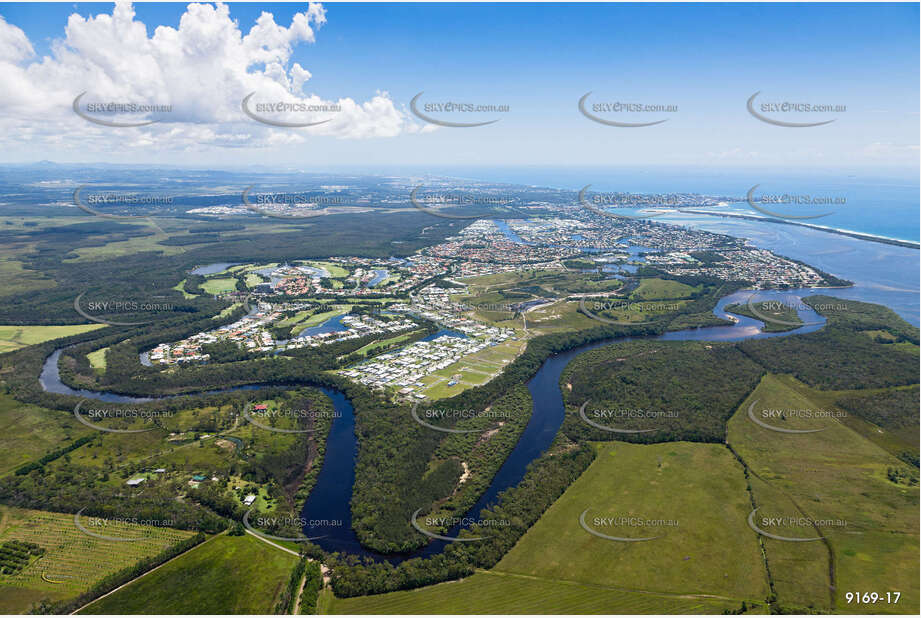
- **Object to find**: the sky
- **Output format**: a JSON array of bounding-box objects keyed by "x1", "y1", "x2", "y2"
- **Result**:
[{"x1": 0, "y1": 1, "x2": 917, "y2": 176}]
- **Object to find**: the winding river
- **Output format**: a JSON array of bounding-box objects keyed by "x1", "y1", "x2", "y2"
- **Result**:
[{"x1": 39, "y1": 288, "x2": 828, "y2": 562}]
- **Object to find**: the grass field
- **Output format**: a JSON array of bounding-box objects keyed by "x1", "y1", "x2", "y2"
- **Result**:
[
  {"x1": 727, "y1": 374, "x2": 919, "y2": 613},
  {"x1": 213, "y1": 302, "x2": 241, "y2": 320},
  {"x1": 0, "y1": 394, "x2": 90, "y2": 476},
  {"x1": 724, "y1": 301, "x2": 802, "y2": 332},
  {"x1": 352, "y1": 331, "x2": 418, "y2": 357},
  {"x1": 299, "y1": 260, "x2": 349, "y2": 278},
  {"x1": 0, "y1": 507, "x2": 195, "y2": 614},
  {"x1": 0, "y1": 254, "x2": 57, "y2": 296},
  {"x1": 81, "y1": 533, "x2": 297, "y2": 614},
  {"x1": 326, "y1": 570, "x2": 743, "y2": 614},
  {"x1": 291, "y1": 307, "x2": 349, "y2": 335},
  {"x1": 0, "y1": 324, "x2": 105, "y2": 354},
  {"x1": 495, "y1": 442, "x2": 770, "y2": 602},
  {"x1": 63, "y1": 224, "x2": 184, "y2": 262},
  {"x1": 525, "y1": 299, "x2": 599, "y2": 333},
  {"x1": 86, "y1": 347, "x2": 107, "y2": 371},
  {"x1": 629, "y1": 278, "x2": 699, "y2": 300},
  {"x1": 171, "y1": 278, "x2": 197, "y2": 299},
  {"x1": 200, "y1": 277, "x2": 238, "y2": 295}
]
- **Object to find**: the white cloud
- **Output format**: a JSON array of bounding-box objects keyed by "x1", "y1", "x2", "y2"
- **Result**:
[
  {"x1": 863, "y1": 142, "x2": 920, "y2": 159},
  {"x1": 0, "y1": 15, "x2": 34, "y2": 63},
  {"x1": 0, "y1": 1, "x2": 420, "y2": 153}
]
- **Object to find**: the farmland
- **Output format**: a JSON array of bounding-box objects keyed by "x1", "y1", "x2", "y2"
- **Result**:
[
  {"x1": 0, "y1": 324, "x2": 106, "y2": 354},
  {"x1": 80, "y1": 533, "x2": 297, "y2": 614},
  {"x1": 325, "y1": 570, "x2": 742, "y2": 614},
  {"x1": 494, "y1": 442, "x2": 770, "y2": 601},
  {"x1": 727, "y1": 374, "x2": 919, "y2": 613},
  {"x1": 0, "y1": 506, "x2": 195, "y2": 614},
  {"x1": 0, "y1": 394, "x2": 90, "y2": 476}
]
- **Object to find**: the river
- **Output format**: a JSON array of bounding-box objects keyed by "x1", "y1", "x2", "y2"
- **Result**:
[{"x1": 37, "y1": 286, "x2": 828, "y2": 563}]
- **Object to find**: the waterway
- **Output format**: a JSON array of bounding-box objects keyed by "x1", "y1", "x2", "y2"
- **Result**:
[{"x1": 34, "y1": 289, "x2": 837, "y2": 563}]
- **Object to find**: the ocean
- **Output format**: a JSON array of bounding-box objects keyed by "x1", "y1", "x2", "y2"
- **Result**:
[{"x1": 429, "y1": 166, "x2": 920, "y2": 243}]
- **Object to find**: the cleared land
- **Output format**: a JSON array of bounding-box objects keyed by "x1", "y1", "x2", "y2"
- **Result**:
[
  {"x1": 495, "y1": 442, "x2": 770, "y2": 602},
  {"x1": 80, "y1": 533, "x2": 296, "y2": 614},
  {"x1": 326, "y1": 570, "x2": 741, "y2": 614},
  {"x1": 0, "y1": 324, "x2": 105, "y2": 354},
  {"x1": 199, "y1": 277, "x2": 238, "y2": 295},
  {"x1": 0, "y1": 394, "x2": 90, "y2": 476},
  {"x1": 727, "y1": 374, "x2": 919, "y2": 614},
  {"x1": 724, "y1": 301, "x2": 802, "y2": 332},
  {"x1": 629, "y1": 278, "x2": 699, "y2": 300},
  {"x1": 86, "y1": 347, "x2": 107, "y2": 370}
]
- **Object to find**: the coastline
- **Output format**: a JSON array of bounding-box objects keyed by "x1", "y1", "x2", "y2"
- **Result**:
[{"x1": 677, "y1": 208, "x2": 920, "y2": 250}]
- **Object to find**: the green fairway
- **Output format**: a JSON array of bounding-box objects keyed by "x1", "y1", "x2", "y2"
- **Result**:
[
  {"x1": 171, "y1": 278, "x2": 197, "y2": 299},
  {"x1": 80, "y1": 534, "x2": 297, "y2": 614},
  {"x1": 495, "y1": 442, "x2": 770, "y2": 602},
  {"x1": 199, "y1": 277, "x2": 238, "y2": 295},
  {"x1": 326, "y1": 570, "x2": 742, "y2": 614},
  {"x1": 727, "y1": 374, "x2": 919, "y2": 613},
  {"x1": 352, "y1": 331, "x2": 417, "y2": 356},
  {"x1": 300, "y1": 307, "x2": 348, "y2": 326},
  {"x1": 0, "y1": 324, "x2": 106, "y2": 354},
  {"x1": 301, "y1": 260, "x2": 348, "y2": 278}
]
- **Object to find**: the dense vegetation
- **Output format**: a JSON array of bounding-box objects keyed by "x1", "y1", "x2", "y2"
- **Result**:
[
  {"x1": 0, "y1": 210, "x2": 458, "y2": 325},
  {"x1": 326, "y1": 438, "x2": 595, "y2": 597},
  {"x1": 738, "y1": 295, "x2": 919, "y2": 390},
  {"x1": 836, "y1": 385, "x2": 920, "y2": 452},
  {"x1": 0, "y1": 206, "x2": 916, "y2": 611},
  {"x1": 347, "y1": 321, "x2": 662, "y2": 553},
  {"x1": 561, "y1": 340, "x2": 765, "y2": 443},
  {"x1": 276, "y1": 556, "x2": 310, "y2": 614}
]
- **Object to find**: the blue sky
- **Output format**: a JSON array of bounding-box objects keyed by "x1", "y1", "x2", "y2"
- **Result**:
[{"x1": 0, "y1": 2, "x2": 917, "y2": 175}]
